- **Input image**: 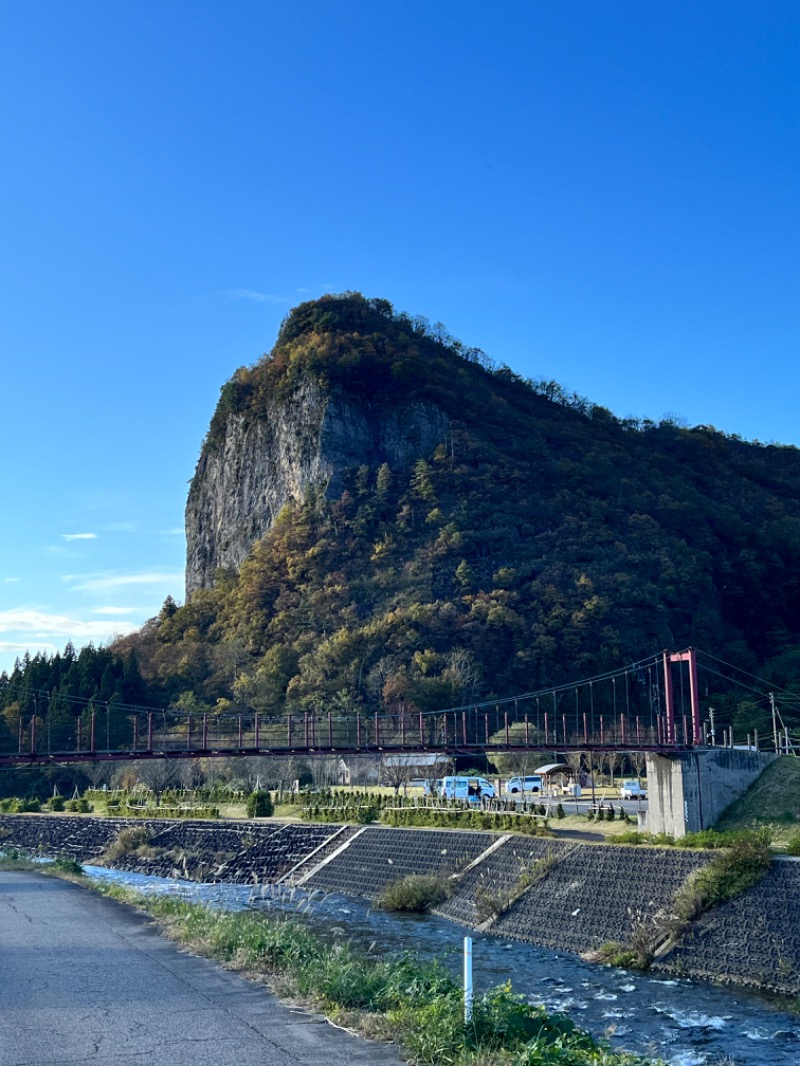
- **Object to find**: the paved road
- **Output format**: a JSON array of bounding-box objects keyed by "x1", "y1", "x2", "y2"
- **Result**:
[
  {"x1": 0, "y1": 870, "x2": 403, "y2": 1066},
  {"x1": 507, "y1": 795, "x2": 649, "y2": 816}
]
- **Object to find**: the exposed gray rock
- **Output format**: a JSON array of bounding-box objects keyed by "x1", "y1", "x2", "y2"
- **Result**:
[{"x1": 185, "y1": 378, "x2": 449, "y2": 595}]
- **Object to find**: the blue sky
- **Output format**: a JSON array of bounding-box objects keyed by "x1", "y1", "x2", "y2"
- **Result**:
[{"x1": 1, "y1": 1, "x2": 798, "y2": 674}]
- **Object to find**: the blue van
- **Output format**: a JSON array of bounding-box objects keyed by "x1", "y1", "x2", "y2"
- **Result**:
[{"x1": 439, "y1": 776, "x2": 495, "y2": 802}]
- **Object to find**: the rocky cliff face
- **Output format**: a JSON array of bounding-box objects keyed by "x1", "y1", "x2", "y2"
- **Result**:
[{"x1": 185, "y1": 376, "x2": 449, "y2": 595}]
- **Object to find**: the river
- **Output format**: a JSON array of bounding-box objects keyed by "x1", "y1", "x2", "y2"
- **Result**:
[{"x1": 84, "y1": 865, "x2": 800, "y2": 1066}]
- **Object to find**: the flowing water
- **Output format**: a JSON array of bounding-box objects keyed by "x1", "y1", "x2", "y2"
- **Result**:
[{"x1": 84, "y1": 865, "x2": 800, "y2": 1066}]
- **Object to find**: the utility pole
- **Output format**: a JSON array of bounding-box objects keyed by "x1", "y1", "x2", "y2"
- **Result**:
[
  {"x1": 709, "y1": 707, "x2": 716, "y2": 746},
  {"x1": 770, "y1": 692, "x2": 779, "y2": 754}
]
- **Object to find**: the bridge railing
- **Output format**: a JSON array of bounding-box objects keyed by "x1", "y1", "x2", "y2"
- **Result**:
[{"x1": 1, "y1": 702, "x2": 688, "y2": 766}]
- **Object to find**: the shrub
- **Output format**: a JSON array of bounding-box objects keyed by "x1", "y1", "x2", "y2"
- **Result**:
[
  {"x1": 679, "y1": 829, "x2": 772, "y2": 914},
  {"x1": 616, "y1": 830, "x2": 647, "y2": 845},
  {"x1": 246, "y1": 790, "x2": 274, "y2": 818},
  {"x1": 103, "y1": 827, "x2": 151, "y2": 863},
  {"x1": 52, "y1": 855, "x2": 84, "y2": 875},
  {"x1": 378, "y1": 874, "x2": 451, "y2": 912},
  {"x1": 594, "y1": 941, "x2": 644, "y2": 969},
  {"x1": 48, "y1": 796, "x2": 65, "y2": 812},
  {"x1": 786, "y1": 834, "x2": 800, "y2": 856}
]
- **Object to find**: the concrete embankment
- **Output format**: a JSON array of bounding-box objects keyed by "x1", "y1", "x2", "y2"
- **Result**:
[{"x1": 3, "y1": 814, "x2": 798, "y2": 997}]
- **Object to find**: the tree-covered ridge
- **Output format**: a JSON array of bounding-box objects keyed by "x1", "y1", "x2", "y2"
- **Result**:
[
  {"x1": 5, "y1": 293, "x2": 800, "y2": 746},
  {"x1": 0, "y1": 642, "x2": 148, "y2": 753},
  {"x1": 202, "y1": 292, "x2": 496, "y2": 453}
]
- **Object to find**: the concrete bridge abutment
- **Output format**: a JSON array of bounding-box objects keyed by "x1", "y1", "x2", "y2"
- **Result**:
[{"x1": 645, "y1": 747, "x2": 776, "y2": 837}]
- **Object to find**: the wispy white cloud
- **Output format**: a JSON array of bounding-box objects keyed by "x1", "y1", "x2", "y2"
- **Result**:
[
  {"x1": 63, "y1": 570, "x2": 183, "y2": 594},
  {"x1": 161, "y1": 528, "x2": 184, "y2": 536},
  {"x1": 62, "y1": 533, "x2": 97, "y2": 542},
  {"x1": 3, "y1": 577, "x2": 20, "y2": 583},
  {"x1": 92, "y1": 606, "x2": 137, "y2": 616},
  {"x1": 228, "y1": 289, "x2": 289, "y2": 304},
  {"x1": 0, "y1": 608, "x2": 138, "y2": 640},
  {"x1": 0, "y1": 640, "x2": 57, "y2": 653}
]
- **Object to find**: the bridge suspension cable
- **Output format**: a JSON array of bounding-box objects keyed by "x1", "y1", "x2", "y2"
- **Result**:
[{"x1": 3, "y1": 646, "x2": 797, "y2": 766}]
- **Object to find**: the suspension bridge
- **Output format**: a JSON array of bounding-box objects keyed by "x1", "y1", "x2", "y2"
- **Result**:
[{"x1": 1, "y1": 647, "x2": 797, "y2": 769}]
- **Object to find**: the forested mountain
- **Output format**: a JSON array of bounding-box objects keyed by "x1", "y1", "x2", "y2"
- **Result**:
[{"x1": 5, "y1": 292, "x2": 800, "y2": 743}]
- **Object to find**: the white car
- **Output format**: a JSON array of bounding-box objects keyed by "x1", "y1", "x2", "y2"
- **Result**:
[
  {"x1": 619, "y1": 780, "x2": 647, "y2": 800},
  {"x1": 505, "y1": 775, "x2": 543, "y2": 794}
]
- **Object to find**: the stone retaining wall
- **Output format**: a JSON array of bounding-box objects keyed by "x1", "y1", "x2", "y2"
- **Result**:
[
  {"x1": 436, "y1": 836, "x2": 573, "y2": 927},
  {"x1": 0, "y1": 814, "x2": 342, "y2": 885},
  {"x1": 654, "y1": 857, "x2": 800, "y2": 995},
  {"x1": 0, "y1": 813, "x2": 138, "y2": 859},
  {"x1": 3, "y1": 814, "x2": 799, "y2": 996},
  {"x1": 213, "y1": 823, "x2": 343, "y2": 884},
  {"x1": 490, "y1": 845, "x2": 709, "y2": 955},
  {"x1": 305, "y1": 826, "x2": 497, "y2": 897}
]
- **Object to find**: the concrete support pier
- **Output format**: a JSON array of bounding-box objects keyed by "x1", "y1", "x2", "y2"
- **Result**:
[{"x1": 646, "y1": 747, "x2": 776, "y2": 837}]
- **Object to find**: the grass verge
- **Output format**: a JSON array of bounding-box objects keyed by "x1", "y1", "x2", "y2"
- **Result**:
[
  {"x1": 715, "y1": 756, "x2": 800, "y2": 844},
  {"x1": 77, "y1": 879, "x2": 658, "y2": 1066}
]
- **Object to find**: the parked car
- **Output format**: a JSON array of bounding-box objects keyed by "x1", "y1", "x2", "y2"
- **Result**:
[
  {"x1": 619, "y1": 779, "x2": 647, "y2": 800},
  {"x1": 439, "y1": 776, "x2": 495, "y2": 801},
  {"x1": 505, "y1": 774, "x2": 543, "y2": 795}
]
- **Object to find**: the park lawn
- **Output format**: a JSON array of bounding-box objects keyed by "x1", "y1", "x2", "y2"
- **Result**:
[
  {"x1": 217, "y1": 801, "x2": 248, "y2": 820},
  {"x1": 554, "y1": 813, "x2": 639, "y2": 838}
]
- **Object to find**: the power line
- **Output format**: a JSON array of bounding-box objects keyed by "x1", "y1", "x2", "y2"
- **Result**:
[
  {"x1": 695, "y1": 663, "x2": 772, "y2": 701},
  {"x1": 697, "y1": 650, "x2": 800, "y2": 699}
]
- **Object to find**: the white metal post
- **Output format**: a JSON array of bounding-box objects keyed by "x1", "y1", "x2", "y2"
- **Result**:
[{"x1": 463, "y1": 936, "x2": 473, "y2": 1023}]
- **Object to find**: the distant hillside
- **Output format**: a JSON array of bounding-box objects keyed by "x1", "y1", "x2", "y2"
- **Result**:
[
  {"x1": 5, "y1": 292, "x2": 800, "y2": 744},
  {"x1": 141, "y1": 293, "x2": 800, "y2": 723}
]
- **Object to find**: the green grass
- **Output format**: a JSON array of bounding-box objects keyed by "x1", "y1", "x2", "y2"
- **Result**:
[
  {"x1": 0, "y1": 851, "x2": 38, "y2": 870},
  {"x1": 378, "y1": 874, "x2": 451, "y2": 912},
  {"x1": 84, "y1": 882, "x2": 659, "y2": 1066},
  {"x1": 672, "y1": 830, "x2": 773, "y2": 923},
  {"x1": 715, "y1": 756, "x2": 800, "y2": 844},
  {"x1": 0, "y1": 851, "x2": 84, "y2": 876}
]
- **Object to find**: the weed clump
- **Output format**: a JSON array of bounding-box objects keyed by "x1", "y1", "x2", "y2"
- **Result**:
[
  {"x1": 591, "y1": 829, "x2": 773, "y2": 974},
  {"x1": 474, "y1": 854, "x2": 557, "y2": 923},
  {"x1": 52, "y1": 855, "x2": 84, "y2": 875},
  {"x1": 102, "y1": 826, "x2": 152, "y2": 863},
  {"x1": 378, "y1": 874, "x2": 450, "y2": 912},
  {"x1": 672, "y1": 829, "x2": 772, "y2": 924}
]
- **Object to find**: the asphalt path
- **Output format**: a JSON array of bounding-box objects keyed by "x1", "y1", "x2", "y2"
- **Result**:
[
  {"x1": 0, "y1": 870, "x2": 403, "y2": 1066},
  {"x1": 506, "y1": 795, "x2": 649, "y2": 816}
]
